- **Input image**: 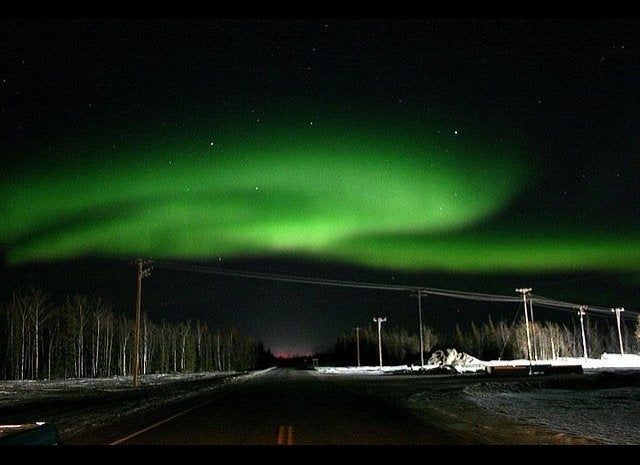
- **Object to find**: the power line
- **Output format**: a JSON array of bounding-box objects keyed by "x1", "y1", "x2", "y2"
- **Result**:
[
  {"x1": 149, "y1": 259, "x2": 638, "y2": 318},
  {"x1": 153, "y1": 260, "x2": 418, "y2": 293},
  {"x1": 151, "y1": 260, "x2": 522, "y2": 302},
  {"x1": 530, "y1": 294, "x2": 608, "y2": 312},
  {"x1": 530, "y1": 294, "x2": 637, "y2": 320}
]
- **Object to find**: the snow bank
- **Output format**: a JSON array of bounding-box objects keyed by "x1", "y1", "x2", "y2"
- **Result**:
[
  {"x1": 316, "y1": 365, "x2": 420, "y2": 375},
  {"x1": 427, "y1": 348, "x2": 485, "y2": 373},
  {"x1": 484, "y1": 354, "x2": 640, "y2": 371},
  {"x1": 316, "y1": 352, "x2": 640, "y2": 375}
]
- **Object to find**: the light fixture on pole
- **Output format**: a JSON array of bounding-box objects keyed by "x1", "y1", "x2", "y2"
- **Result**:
[{"x1": 516, "y1": 288, "x2": 533, "y2": 375}]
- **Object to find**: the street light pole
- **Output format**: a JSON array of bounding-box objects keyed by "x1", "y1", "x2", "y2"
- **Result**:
[
  {"x1": 529, "y1": 299, "x2": 538, "y2": 361},
  {"x1": 612, "y1": 307, "x2": 625, "y2": 355},
  {"x1": 417, "y1": 290, "x2": 425, "y2": 368},
  {"x1": 578, "y1": 306, "x2": 588, "y2": 362},
  {"x1": 373, "y1": 317, "x2": 386, "y2": 370},
  {"x1": 352, "y1": 327, "x2": 361, "y2": 368},
  {"x1": 516, "y1": 288, "x2": 533, "y2": 374}
]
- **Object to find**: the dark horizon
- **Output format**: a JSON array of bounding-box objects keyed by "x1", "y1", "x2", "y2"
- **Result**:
[{"x1": 1, "y1": 253, "x2": 637, "y2": 356}]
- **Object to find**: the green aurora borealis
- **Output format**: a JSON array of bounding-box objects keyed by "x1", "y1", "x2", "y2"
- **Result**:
[
  {"x1": 2, "y1": 121, "x2": 639, "y2": 272},
  {"x1": 4, "y1": 18, "x2": 640, "y2": 358}
]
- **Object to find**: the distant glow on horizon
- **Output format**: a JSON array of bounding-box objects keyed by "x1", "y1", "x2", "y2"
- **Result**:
[
  {"x1": 6, "y1": 120, "x2": 638, "y2": 272},
  {"x1": 271, "y1": 349, "x2": 316, "y2": 359}
]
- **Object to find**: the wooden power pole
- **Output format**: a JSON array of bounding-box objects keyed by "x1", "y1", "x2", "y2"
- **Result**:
[
  {"x1": 516, "y1": 288, "x2": 533, "y2": 375},
  {"x1": 132, "y1": 259, "x2": 151, "y2": 387}
]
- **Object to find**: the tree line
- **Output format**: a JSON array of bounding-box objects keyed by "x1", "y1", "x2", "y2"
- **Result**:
[
  {"x1": 1, "y1": 288, "x2": 267, "y2": 381},
  {"x1": 328, "y1": 314, "x2": 640, "y2": 366}
]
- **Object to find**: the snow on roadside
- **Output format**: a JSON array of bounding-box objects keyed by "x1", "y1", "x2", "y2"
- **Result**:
[
  {"x1": 315, "y1": 355, "x2": 640, "y2": 444},
  {"x1": 316, "y1": 365, "x2": 427, "y2": 375},
  {"x1": 0, "y1": 372, "x2": 236, "y2": 408},
  {"x1": 316, "y1": 353, "x2": 640, "y2": 375},
  {"x1": 463, "y1": 368, "x2": 640, "y2": 444},
  {"x1": 0, "y1": 371, "x2": 256, "y2": 439}
]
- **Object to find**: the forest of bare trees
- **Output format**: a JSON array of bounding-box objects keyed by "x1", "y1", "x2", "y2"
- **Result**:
[
  {"x1": 0, "y1": 288, "x2": 266, "y2": 380},
  {"x1": 330, "y1": 314, "x2": 640, "y2": 366},
  {"x1": 4, "y1": 288, "x2": 638, "y2": 377}
]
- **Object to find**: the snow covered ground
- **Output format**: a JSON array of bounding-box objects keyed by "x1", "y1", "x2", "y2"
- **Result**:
[
  {"x1": 316, "y1": 365, "x2": 422, "y2": 375},
  {"x1": 483, "y1": 353, "x2": 640, "y2": 371},
  {"x1": 0, "y1": 371, "x2": 256, "y2": 441},
  {"x1": 0, "y1": 371, "x2": 245, "y2": 409},
  {"x1": 318, "y1": 354, "x2": 640, "y2": 444},
  {"x1": 465, "y1": 380, "x2": 640, "y2": 444},
  {"x1": 469, "y1": 354, "x2": 640, "y2": 444},
  {"x1": 0, "y1": 372, "x2": 232, "y2": 403},
  {"x1": 3, "y1": 354, "x2": 640, "y2": 445},
  {"x1": 316, "y1": 353, "x2": 640, "y2": 375}
]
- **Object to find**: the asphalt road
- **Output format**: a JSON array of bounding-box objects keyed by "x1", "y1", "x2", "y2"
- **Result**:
[{"x1": 99, "y1": 368, "x2": 466, "y2": 445}]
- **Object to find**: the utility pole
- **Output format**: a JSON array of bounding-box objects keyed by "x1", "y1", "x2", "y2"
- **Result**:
[
  {"x1": 612, "y1": 307, "x2": 625, "y2": 356},
  {"x1": 516, "y1": 288, "x2": 533, "y2": 372},
  {"x1": 132, "y1": 259, "x2": 152, "y2": 387},
  {"x1": 578, "y1": 306, "x2": 588, "y2": 362},
  {"x1": 352, "y1": 327, "x2": 361, "y2": 368},
  {"x1": 417, "y1": 290, "x2": 425, "y2": 368},
  {"x1": 373, "y1": 317, "x2": 386, "y2": 370}
]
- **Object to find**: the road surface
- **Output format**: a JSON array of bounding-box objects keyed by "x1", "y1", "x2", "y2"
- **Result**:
[{"x1": 82, "y1": 368, "x2": 467, "y2": 445}]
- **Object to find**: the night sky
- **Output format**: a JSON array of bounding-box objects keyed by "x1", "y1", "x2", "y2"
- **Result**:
[{"x1": 2, "y1": 18, "x2": 640, "y2": 356}]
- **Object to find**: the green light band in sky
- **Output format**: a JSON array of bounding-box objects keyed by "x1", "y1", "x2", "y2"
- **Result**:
[{"x1": 4, "y1": 122, "x2": 633, "y2": 271}]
